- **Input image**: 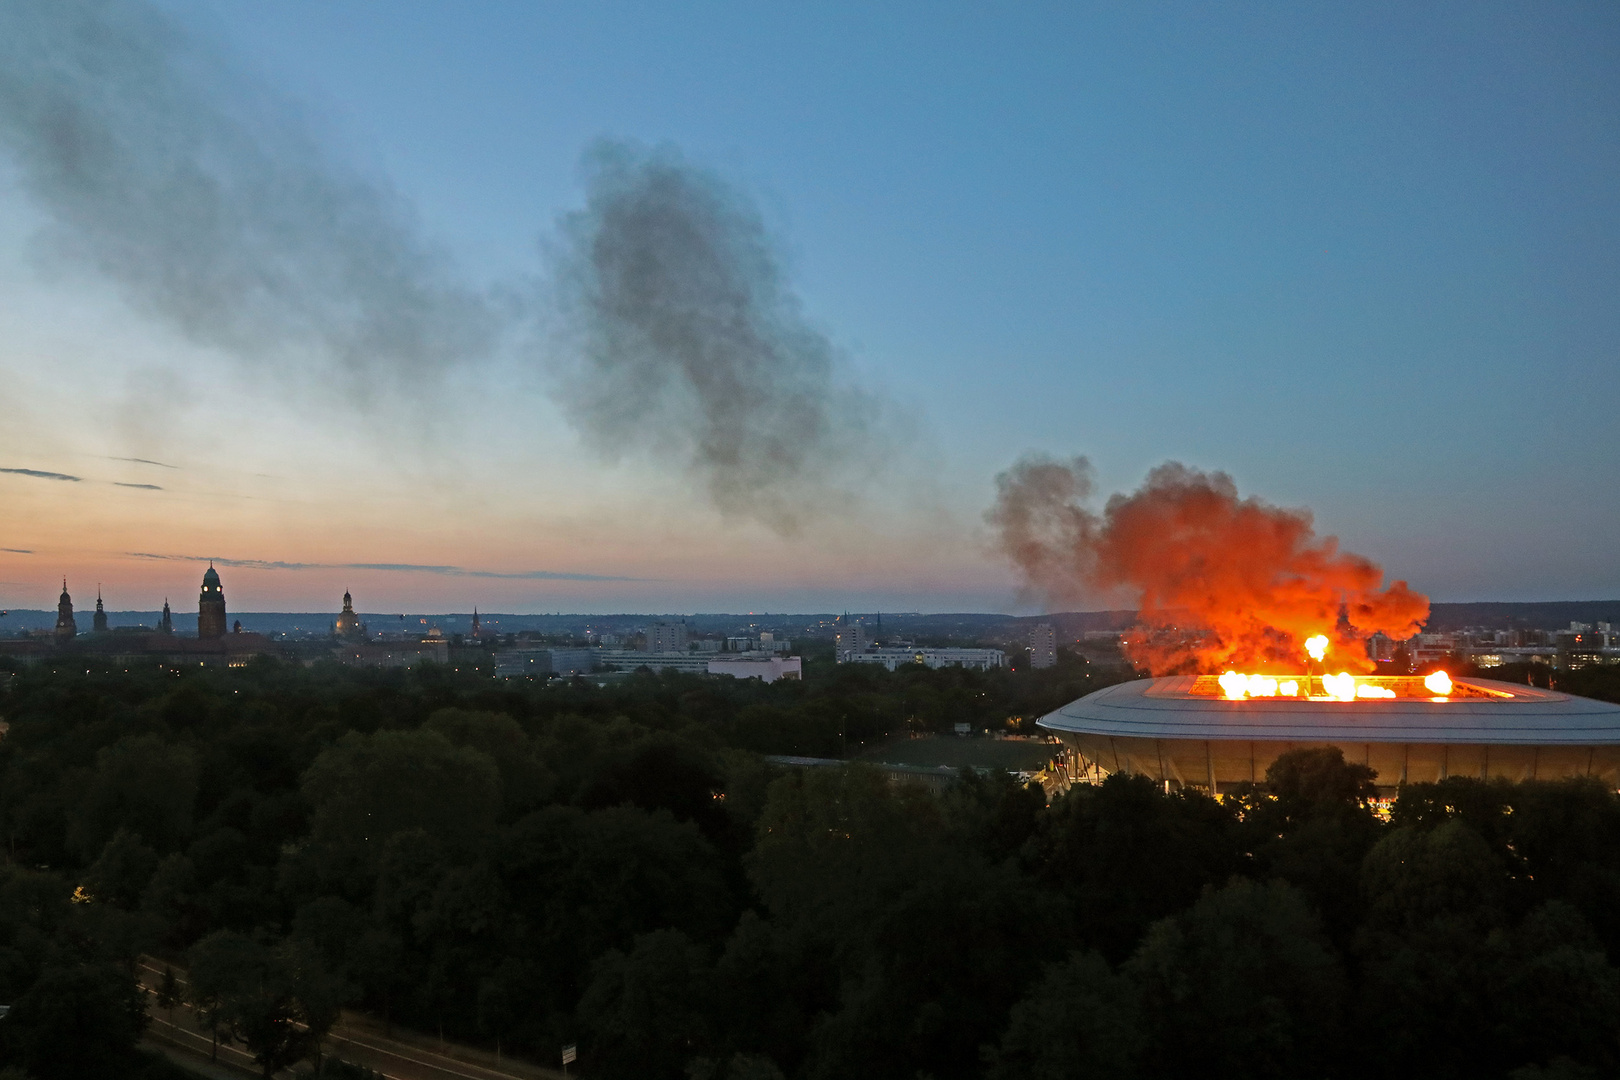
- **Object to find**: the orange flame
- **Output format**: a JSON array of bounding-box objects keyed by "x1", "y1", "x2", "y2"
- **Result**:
[{"x1": 990, "y1": 458, "x2": 1430, "y2": 674}]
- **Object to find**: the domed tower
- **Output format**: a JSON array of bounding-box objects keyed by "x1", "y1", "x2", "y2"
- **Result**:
[
  {"x1": 335, "y1": 590, "x2": 363, "y2": 641},
  {"x1": 54, "y1": 579, "x2": 77, "y2": 641},
  {"x1": 93, "y1": 587, "x2": 108, "y2": 633},
  {"x1": 197, "y1": 563, "x2": 227, "y2": 640}
]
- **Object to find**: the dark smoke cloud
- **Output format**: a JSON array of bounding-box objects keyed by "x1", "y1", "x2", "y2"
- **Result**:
[
  {"x1": 0, "y1": 0, "x2": 501, "y2": 392},
  {"x1": 548, "y1": 142, "x2": 885, "y2": 534},
  {"x1": 0, "y1": 2, "x2": 890, "y2": 531}
]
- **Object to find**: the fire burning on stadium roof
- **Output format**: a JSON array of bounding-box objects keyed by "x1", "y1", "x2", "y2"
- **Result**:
[{"x1": 989, "y1": 459, "x2": 1429, "y2": 676}]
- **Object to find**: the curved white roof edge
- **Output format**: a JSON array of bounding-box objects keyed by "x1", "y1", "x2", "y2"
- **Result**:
[{"x1": 1037, "y1": 676, "x2": 1620, "y2": 746}]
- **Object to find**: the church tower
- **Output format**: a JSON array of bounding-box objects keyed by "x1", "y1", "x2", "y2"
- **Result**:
[
  {"x1": 470, "y1": 607, "x2": 481, "y2": 639},
  {"x1": 93, "y1": 587, "x2": 108, "y2": 633},
  {"x1": 159, "y1": 599, "x2": 173, "y2": 634},
  {"x1": 54, "y1": 579, "x2": 77, "y2": 642},
  {"x1": 197, "y1": 563, "x2": 227, "y2": 640}
]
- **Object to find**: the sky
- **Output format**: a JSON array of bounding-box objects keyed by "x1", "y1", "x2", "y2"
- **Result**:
[{"x1": 0, "y1": 0, "x2": 1616, "y2": 615}]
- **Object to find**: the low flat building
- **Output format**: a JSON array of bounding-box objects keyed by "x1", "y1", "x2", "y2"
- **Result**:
[
  {"x1": 708, "y1": 654, "x2": 802, "y2": 683},
  {"x1": 332, "y1": 638, "x2": 450, "y2": 668},
  {"x1": 599, "y1": 650, "x2": 713, "y2": 675},
  {"x1": 843, "y1": 647, "x2": 1006, "y2": 672},
  {"x1": 1, "y1": 627, "x2": 279, "y2": 669},
  {"x1": 493, "y1": 647, "x2": 601, "y2": 677}
]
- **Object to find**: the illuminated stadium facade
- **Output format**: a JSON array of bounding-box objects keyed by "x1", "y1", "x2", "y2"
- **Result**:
[{"x1": 1038, "y1": 674, "x2": 1620, "y2": 792}]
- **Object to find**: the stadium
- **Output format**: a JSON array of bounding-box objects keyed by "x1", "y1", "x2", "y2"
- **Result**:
[{"x1": 1037, "y1": 671, "x2": 1620, "y2": 793}]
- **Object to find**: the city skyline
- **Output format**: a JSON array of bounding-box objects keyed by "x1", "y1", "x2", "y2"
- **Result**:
[{"x1": 1, "y1": 1, "x2": 1616, "y2": 614}]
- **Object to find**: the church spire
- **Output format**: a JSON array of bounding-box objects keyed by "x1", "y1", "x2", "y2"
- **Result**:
[{"x1": 55, "y1": 579, "x2": 76, "y2": 641}]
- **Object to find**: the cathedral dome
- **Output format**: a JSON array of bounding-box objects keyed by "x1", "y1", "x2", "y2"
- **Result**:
[{"x1": 335, "y1": 590, "x2": 362, "y2": 639}]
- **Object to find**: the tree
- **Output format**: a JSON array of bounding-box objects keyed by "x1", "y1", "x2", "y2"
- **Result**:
[
  {"x1": 64, "y1": 735, "x2": 199, "y2": 860},
  {"x1": 1022, "y1": 773, "x2": 1237, "y2": 962},
  {"x1": 298, "y1": 729, "x2": 502, "y2": 886},
  {"x1": 687, "y1": 1054, "x2": 787, "y2": 1080},
  {"x1": 476, "y1": 964, "x2": 522, "y2": 1059},
  {"x1": 187, "y1": 930, "x2": 258, "y2": 1061},
  {"x1": 987, "y1": 951, "x2": 1142, "y2": 1080},
  {"x1": 578, "y1": 929, "x2": 714, "y2": 1080},
  {"x1": 498, "y1": 804, "x2": 733, "y2": 1016},
  {"x1": 1361, "y1": 819, "x2": 1507, "y2": 933},
  {"x1": 425, "y1": 708, "x2": 555, "y2": 816},
  {"x1": 1126, "y1": 879, "x2": 1346, "y2": 1080},
  {"x1": 82, "y1": 829, "x2": 159, "y2": 909},
  {"x1": 188, "y1": 930, "x2": 338, "y2": 1078},
  {"x1": 1494, "y1": 902, "x2": 1620, "y2": 1075},
  {"x1": 1355, "y1": 820, "x2": 1514, "y2": 1079},
  {"x1": 1235, "y1": 747, "x2": 1384, "y2": 943},
  {"x1": 4, "y1": 962, "x2": 148, "y2": 1080},
  {"x1": 283, "y1": 938, "x2": 345, "y2": 1071},
  {"x1": 155, "y1": 966, "x2": 182, "y2": 1022}
]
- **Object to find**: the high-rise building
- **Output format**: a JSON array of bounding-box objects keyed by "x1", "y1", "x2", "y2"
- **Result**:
[
  {"x1": 836, "y1": 616, "x2": 868, "y2": 662},
  {"x1": 1030, "y1": 623, "x2": 1057, "y2": 669},
  {"x1": 54, "y1": 579, "x2": 76, "y2": 641},
  {"x1": 197, "y1": 564, "x2": 227, "y2": 640},
  {"x1": 647, "y1": 620, "x2": 689, "y2": 653},
  {"x1": 93, "y1": 587, "x2": 109, "y2": 633}
]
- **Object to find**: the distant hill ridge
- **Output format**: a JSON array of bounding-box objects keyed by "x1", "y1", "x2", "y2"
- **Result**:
[{"x1": 1, "y1": 602, "x2": 1615, "y2": 637}]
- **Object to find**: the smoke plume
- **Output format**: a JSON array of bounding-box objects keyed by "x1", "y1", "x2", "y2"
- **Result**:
[
  {"x1": 0, "y1": 0, "x2": 501, "y2": 392},
  {"x1": 989, "y1": 456, "x2": 1429, "y2": 673},
  {"x1": 548, "y1": 142, "x2": 884, "y2": 534},
  {"x1": 0, "y1": 2, "x2": 885, "y2": 531}
]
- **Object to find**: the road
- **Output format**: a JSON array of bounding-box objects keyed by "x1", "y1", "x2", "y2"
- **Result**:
[{"x1": 137, "y1": 958, "x2": 566, "y2": 1080}]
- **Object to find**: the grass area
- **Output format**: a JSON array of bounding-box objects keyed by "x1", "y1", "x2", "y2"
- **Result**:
[{"x1": 858, "y1": 735, "x2": 1058, "y2": 772}]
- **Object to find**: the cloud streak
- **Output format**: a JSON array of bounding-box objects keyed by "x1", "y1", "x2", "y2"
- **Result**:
[
  {"x1": 126, "y1": 552, "x2": 633, "y2": 582},
  {"x1": 1, "y1": 548, "x2": 34, "y2": 554},
  {"x1": 1, "y1": 468, "x2": 81, "y2": 482},
  {"x1": 114, "y1": 482, "x2": 163, "y2": 490},
  {"x1": 108, "y1": 456, "x2": 179, "y2": 469}
]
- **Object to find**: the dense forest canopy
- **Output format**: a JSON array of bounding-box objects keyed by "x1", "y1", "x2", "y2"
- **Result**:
[{"x1": 0, "y1": 655, "x2": 1617, "y2": 1079}]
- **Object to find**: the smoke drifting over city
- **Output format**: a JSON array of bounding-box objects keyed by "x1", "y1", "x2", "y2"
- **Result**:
[
  {"x1": 0, "y1": 0, "x2": 502, "y2": 395},
  {"x1": 0, "y1": 0, "x2": 885, "y2": 533},
  {"x1": 548, "y1": 143, "x2": 883, "y2": 534},
  {"x1": 988, "y1": 455, "x2": 1430, "y2": 673}
]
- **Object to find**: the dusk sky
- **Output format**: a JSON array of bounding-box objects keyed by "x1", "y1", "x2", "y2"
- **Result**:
[{"x1": 1, "y1": 0, "x2": 1616, "y2": 614}]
